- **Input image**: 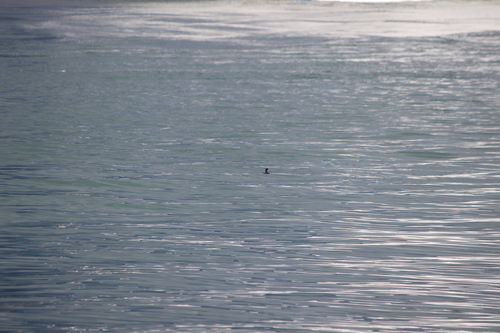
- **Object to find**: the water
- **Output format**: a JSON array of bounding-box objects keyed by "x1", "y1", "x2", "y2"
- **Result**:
[{"x1": 1, "y1": 0, "x2": 500, "y2": 332}]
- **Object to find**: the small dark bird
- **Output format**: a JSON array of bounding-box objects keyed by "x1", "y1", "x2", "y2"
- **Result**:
[{"x1": 263, "y1": 168, "x2": 270, "y2": 174}]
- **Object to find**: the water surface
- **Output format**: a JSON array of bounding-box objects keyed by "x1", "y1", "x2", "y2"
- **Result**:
[{"x1": 1, "y1": 0, "x2": 500, "y2": 332}]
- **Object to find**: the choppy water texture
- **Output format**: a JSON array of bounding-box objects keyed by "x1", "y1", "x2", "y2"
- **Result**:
[{"x1": 1, "y1": 0, "x2": 500, "y2": 332}]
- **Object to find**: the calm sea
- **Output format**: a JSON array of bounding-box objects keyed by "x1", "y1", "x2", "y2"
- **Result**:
[{"x1": 1, "y1": 0, "x2": 500, "y2": 332}]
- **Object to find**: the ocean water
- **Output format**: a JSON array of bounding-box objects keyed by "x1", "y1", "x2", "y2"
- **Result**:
[{"x1": 1, "y1": 0, "x2": 500, "y2": 332}]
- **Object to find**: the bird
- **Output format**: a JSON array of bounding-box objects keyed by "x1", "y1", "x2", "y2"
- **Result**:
[{"x1": 263, "y1": 168, "x2": 270, "y2": 174}]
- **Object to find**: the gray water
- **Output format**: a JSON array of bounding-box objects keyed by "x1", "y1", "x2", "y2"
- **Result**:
[{"x1": 1, "y1": 0, "x2": 500, "y2": 332}]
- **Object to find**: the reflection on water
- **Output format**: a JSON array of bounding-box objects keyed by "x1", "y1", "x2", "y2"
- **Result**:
[{"x1": 1, "y1": 0, "x2": 500, "y2": 332}]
